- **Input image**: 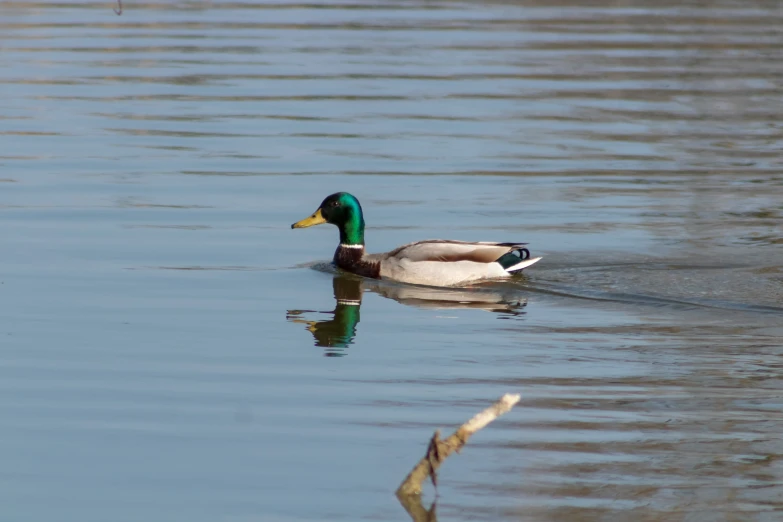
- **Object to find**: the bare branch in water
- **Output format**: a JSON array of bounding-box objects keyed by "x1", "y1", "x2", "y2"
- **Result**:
[
  {"x1": 113, "y1": 0, "x2": 122, "y2": 15},
  {"x1": 397, "y1": 495, "x2": 438, "y2": 522},
  {"x1": 396, "y1": 393, "x2": 521, "y2": 498}
]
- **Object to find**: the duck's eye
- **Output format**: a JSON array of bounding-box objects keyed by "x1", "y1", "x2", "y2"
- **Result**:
[{"x1": 330, "y1": 201, "x2": 339, "y2": 207}]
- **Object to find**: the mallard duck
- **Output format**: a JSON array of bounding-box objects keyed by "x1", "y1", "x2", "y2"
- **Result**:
[{"x1": 291, "y1": 192, "x2": 541, "y2": 287}]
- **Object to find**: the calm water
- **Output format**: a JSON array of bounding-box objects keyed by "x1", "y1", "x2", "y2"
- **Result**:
[{"x1": 2, "y1": 1, "x2": 782, "y2": 521}]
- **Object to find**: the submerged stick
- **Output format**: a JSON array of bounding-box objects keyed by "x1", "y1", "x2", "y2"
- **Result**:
[
  {"x1": 397, "y1": 494, "x2": 437, "y2": 522},
  {"x1": 396, "y1": 393, "x2": 521, "y2": 498}
]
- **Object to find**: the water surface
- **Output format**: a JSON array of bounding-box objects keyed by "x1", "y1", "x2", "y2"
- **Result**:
[{"x1": 1, "y1": 1, "x2": 782, "y2": 521}]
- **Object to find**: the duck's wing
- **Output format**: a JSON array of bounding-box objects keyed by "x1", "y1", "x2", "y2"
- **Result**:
[
  {"x1": 367, "y1": 240, "x2": 540, "y2": 286},
  {"x1": 379, "y1": 240, "x2": 528, "y2": 263}
]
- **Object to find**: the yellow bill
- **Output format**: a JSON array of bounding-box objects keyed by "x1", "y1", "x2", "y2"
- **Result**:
[{"x1": 291, "y1": 208, "x2": 327, "y2": 229}]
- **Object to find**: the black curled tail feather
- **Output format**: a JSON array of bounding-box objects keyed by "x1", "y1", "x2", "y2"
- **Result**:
[{"x1": 495, "y1": 247, "x2": 531, "y2": 269}]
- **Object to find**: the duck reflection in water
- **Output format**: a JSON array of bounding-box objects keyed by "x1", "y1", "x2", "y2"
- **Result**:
[
  {"x1": 287, "y1": 273, "x2": 528, "y2": 356},
  {"x1": 286, "y1": 275, "x2": 364, "y2": 355}
]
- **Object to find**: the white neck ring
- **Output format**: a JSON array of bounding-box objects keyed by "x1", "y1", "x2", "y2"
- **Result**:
[{"x1": 337, "y1": 299, "x2": 362, "y2": 306}]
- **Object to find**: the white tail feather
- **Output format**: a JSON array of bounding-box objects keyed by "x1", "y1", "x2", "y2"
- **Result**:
[{"x1": 505, "y1": 256, "x2": 542, "y2": 273}]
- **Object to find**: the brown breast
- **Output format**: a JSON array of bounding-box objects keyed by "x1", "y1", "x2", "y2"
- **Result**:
[{"x1": 334, "y1": 246, "x2": 380, "y2": 279}]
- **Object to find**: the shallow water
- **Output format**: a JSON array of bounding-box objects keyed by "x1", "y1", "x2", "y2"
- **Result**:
[{"x1": 1, "y1": 1, "x2": 782, "y2": 521}]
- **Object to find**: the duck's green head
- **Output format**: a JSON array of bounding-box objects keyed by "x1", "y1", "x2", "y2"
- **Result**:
[{"x1": 291, "y1": 192, "x2": 365, "y2": 245}]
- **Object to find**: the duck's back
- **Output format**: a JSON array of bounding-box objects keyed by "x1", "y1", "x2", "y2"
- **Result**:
[{"x1": 374, "y1": 240, "x2": 514, "y2": 286}]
